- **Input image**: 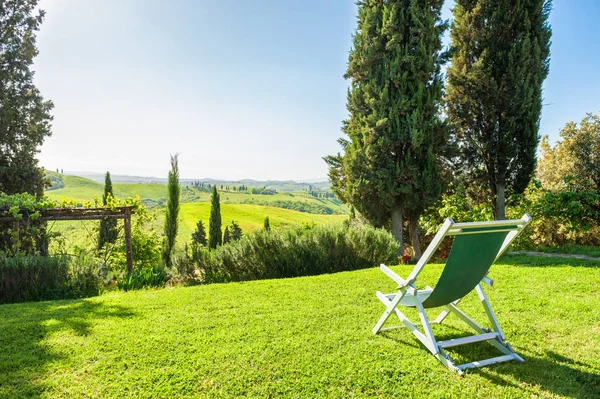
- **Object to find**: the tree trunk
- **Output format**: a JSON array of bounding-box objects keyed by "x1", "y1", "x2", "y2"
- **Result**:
[
  {"x1": 495, "y1": 183, "x2": 506, "y2": 220},
  {"x1": 391, "y1": 206, "x2": 404, "y2": 256},
  {"x1": 409, "y1": 217, "x2": 422, "y2": 260}
]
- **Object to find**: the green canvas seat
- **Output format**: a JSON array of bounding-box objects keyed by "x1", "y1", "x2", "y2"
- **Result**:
[{"x1": 372, "y1": 214, "x2": 532, "y2": 374}]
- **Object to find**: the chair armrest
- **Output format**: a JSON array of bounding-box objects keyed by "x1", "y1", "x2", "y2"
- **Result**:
[{"x1": 379, "y1": 264, "x2": 408, "y2": 287}]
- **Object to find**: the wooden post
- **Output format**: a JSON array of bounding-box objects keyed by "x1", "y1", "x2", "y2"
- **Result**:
[
  {"x1": 12, "y1": 220, "x2": 20, "y2": 252},
  {"x1": 124, "y1": 210, "x2": 133, "y2": 273}
]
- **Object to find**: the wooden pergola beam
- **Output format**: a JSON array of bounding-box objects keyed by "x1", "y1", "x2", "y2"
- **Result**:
[{"x1": 0, "y1": 206, "x2": 136, "y2": 272}]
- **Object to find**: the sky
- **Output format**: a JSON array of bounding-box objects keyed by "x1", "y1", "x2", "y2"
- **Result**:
[{"x1": 33, "y1": 0, "x2": 600, "y2": 181}]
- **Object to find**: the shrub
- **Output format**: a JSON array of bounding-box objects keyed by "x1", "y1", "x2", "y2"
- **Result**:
[
  {"x1": 117, "y1": 267, "x2": 169, "y2": 291},
  {"x1": 421, "y1": 181, "x2": 600, "y2": 251},
  {"x1": 107, "y1": 224, "x2": 162, "y2": 271},
  {"x1": 189, "y1": 224, "x2": 399, "y2": 284},
  {"x1": 0, "y1": 253, "x2": 101, "y2": 304}
]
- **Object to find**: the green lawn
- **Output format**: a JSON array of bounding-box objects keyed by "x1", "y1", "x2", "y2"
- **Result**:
[{"x1": 1, "y1": 255, "x2": 598, "y2": 398}]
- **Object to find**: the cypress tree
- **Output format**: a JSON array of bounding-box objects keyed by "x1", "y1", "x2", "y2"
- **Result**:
[
  {"x1": 223, "y1": 226, "x2": 231, "y2": 244},
  {"x1": 191, "y1": 220, "x2": 207, "y2": 246},
  {"x1": 208, "y1": 186, "x2": 222, "y2": 248},
  {"x1": 447, "y1": 0, "x2": 552, "y2": 219},
  {"x1": 263, "y1": 216, "x2": 270, "y2": 231},
  {"x1": 229, "y1": 221, "x2": 242, "y2": 241},
  {"x1": 98, "y1": 171, "x2": 118, "y2": 249},
  {"x1": 325, "y1": 0, "x2": 448, "y2": 256},
  {"x1": 162, "y1": 154, "x2": 180, "y2": 267}
]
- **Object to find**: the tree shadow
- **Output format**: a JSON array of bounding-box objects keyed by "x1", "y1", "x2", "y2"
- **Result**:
[
  {"x1": 471, "y1": 348, "x2": 600, "y2": 399},
  {"x1": 0, "y1": 298, "x2": 134, "y2": 398}
]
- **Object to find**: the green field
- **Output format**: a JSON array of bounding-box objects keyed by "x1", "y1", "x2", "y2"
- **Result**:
[
  {"x1": 1, "y1": 255, "x2": 598, "y2": 398},
  {"x1": 45, "y1": 173, "x2": 347, "y2": 214},
  {"x1": 43, "y1": 173, "x2": 348, "y2": 249},
  {"x1": 178, "y1": 203, "x2": 347, "y2": 239}
]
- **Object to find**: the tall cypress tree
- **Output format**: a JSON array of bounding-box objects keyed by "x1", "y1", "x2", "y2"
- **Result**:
[
  {"x1": 208, "y1": 186, "x2": 222, "y2": 249},
  {"x1": 447, "y1": 0, "x2": 552, "y2": 219},
  {"x1": 98, "y1": 171, "x2": 118, "y2": 249},
  {"x1": 325, "y1": 0, "x2": 448, "y2": 256},
  {"x1": 162, "y1": 154, "x2": 180, "y2": 267},
  {"x1": 263, "y1": 216, "x2": 271, "y2": 231}
]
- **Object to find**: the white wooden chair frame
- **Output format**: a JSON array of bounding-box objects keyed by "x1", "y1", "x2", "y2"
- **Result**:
[{"x1": 372, "y1": 214, "x2": 532, "y2": 374}]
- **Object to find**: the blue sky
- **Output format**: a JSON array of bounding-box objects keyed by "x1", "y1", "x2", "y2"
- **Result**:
[{"x1": 34, "y1": 0, "x2": 600, "y2": 180}]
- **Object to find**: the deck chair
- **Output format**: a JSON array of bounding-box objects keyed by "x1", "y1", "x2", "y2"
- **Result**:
[{"x1": 372, "y1": 214, "x2": 532, "y2": 374}]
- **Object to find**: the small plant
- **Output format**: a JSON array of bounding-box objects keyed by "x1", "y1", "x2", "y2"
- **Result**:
[{"x1": 117, "y1": 267, "x2": 169, "y2": 292}]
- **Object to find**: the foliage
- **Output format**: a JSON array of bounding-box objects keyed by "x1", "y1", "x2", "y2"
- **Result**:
[
  {"x1": 191, "y1": 220, "x2": 207, "y2": 246},
  {"x1": 116, "y1": 266, "x2": 169, "y2": 292},
  {"x1": 446, "y1": 0, "x2": 552, "y2": 219},
  {"x1": 422, "y1": 180, "x2": 600, "y2": 250},
  {"x1": 537, "y1": 136, "x2": 576, "y2": 192},
  {"x1": 162, "y1": 154, "x2": 180, "y2": 267},
  {"x1": 190, "y1": 224, "x2": 399, "y2": 284},
  {"x1": 239, "y1": 198, "x2": 337, "y2": 214},
  {"x1": 263, "y1": 216, "x2": 270, "y2": 231},
  {"x1": 108, "y1": 223, "x2": 162, "y2": 271},
  {"x1": 98, "y1": 172, "x2": 118, "y2": 249},
  {"x1": 562, "y1": 114, "x2": 600, "y2": 191},
  {"x1": 229, "y1": 220, "x2": 242, "y2": 241},
  {"x1": 538, "y1": 114, "x2": 600, "y2": 192},
  {"x1": 208, "y1": 186, "x2": 222, "y2": 249},
  {"x1": 223, "y1": 225, "x2": 231, "y2": 244},
  {"x1": 46, "y1": 171, "x2": 64, "y2": 190},
  {"x1": 0, "y1": 253, "x2": 101, "y2": 304},
  {"x1": 325, "y1": 0, "x2": 448, "y2": 255},
  {"x1": 0, "y1": 0, "x2": 53, "y2": 197}
]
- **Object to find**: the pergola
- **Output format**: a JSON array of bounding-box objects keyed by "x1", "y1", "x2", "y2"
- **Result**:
[{"x1": 0, "y1": 206, "x2": 136, "y2": 272}]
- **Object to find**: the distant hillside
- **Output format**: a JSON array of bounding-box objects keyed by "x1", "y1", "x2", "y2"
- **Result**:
[
  {"x1": 60, "y1": 171, "x2": 331, "y2": 192},
  {"x1": 44, "y1": 170, "x2": 347, "y2": 215}
]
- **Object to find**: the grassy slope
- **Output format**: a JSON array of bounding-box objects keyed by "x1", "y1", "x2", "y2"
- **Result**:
[
  {"x1": 46, "y1": 174, "x2": 347, "y2": 213},
  {"x1": 45, "y1": 174, "x2": 347, "y2": 248},
  {"x1": 1, "y1": 255, "x2": 598, "y2": 398},
  {"x1": 177, "y1": 203, "x2": 347, "y2": 240}
]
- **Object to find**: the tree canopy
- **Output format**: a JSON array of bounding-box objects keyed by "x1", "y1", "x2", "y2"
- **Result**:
[
  {"x1": 0, "y1": 0, "x2": 53, "y2": 196},
  {"x1": 447, "y1": 0, "x2": 552, "y2": 219},
  {"x1": 325, "y1": 0, "x2": 448, "y2": 255}
]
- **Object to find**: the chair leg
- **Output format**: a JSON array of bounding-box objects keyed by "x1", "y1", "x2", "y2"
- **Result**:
[
  {"x1": 476, "y1": 284, "x2": 505, "y2": 341},
  {"x1": 432, "y1": 298, "x2": 461, "y2": 325},
  {"x1": 372, "y1": 289, "x2": 406, "y2": 334}
]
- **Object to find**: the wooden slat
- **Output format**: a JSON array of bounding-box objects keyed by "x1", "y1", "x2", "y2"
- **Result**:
[
  {"x1": 438, "y1": 332, "x2": 499, "y2": 348},
  {"x1": 458, "y1": 354, "x2": 518, "y2": 370}
]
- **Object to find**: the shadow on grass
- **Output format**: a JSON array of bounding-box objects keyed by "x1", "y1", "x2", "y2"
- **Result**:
[
  {"x1": 0, "y1": 298, "x2": 134, "y2": 398},
  {"x1": 472, "y1": 349, "x2": 600, "y2": 399},
  {"x1": 498, "y1": 254, "x2": 600, "y2": 268},
  {"x1": 380, "y1": 324, "x2": 599, "y2": 399}
]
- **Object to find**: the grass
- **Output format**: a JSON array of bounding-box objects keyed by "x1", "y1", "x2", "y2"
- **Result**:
[
  {"x1": 1, "y1": 255, "x2": 598, "y2": 398},
  {"x1": 177, "y1": 202, "x2": 347, "y2": 241}
]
